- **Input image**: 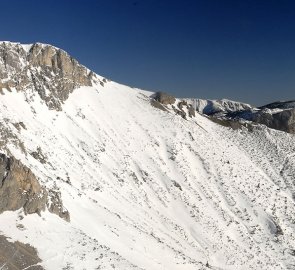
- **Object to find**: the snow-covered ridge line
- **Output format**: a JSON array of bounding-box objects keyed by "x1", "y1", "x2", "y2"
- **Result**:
[
  {"x1": 0, "y1": 41, "x2": 294, "y2": 269},
  {"x1": 185, "y1": 97, "x2": 252, "y2": 114},
  {"x1": 0, "y1": 41, "x2": 60, "y2": 53},
  {"x1": 0, "y1": 41, "x2": 106, "y2": 110}
]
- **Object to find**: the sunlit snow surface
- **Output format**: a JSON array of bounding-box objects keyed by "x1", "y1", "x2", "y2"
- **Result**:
[{"x1": 0, "y1": 81, "x2": 294, "y2": 269}]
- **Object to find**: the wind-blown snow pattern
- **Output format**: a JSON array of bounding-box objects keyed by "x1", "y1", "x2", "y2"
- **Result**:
[{"x1": 0, "y1": 79, "x2": 295, "y2": 269}]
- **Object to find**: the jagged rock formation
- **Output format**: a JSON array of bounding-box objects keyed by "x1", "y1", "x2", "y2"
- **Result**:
[
  {"x1": 250, "y1": 108, "x2": 295, "y2": 133},
  {"x1": 224, "y1": 106, "x2": 295, "y2": 134},
  {"x1": 193, "y1": 98, "x2": 295, "y2": 134},
  {"x1": 0, "y1": 235, "x2": 44, "y2": 270},
  {"x1": 0, "y1": 153, "x2": 69, "y2": 221},
  {"x1": 0, "y1": 42, "x2": 98, "y2": 110},
  {"x1": 152, "y1": 92, "x2": 195, "y2": 119},
  {"x1": 176, "y1": 100, "x2": 195, "y2": 118},
  {"x1": 47, "y1": 189, "x2": 70, "y2": 222}
]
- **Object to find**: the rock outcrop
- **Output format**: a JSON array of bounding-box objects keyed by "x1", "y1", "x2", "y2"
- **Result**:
[
  {"x1": 0, "y1": 154, "x2": 47, "y2": 215},
  {"x1": 195, "y1": 98, "x2": 295, "y2": 134},
  {"x1": 0, "y1": 153, "x2": 70, "y2": 221},
  {"x1": 258, "y1": 100, "x2": 295, "y2": 110},
  {"x1": 222, "y1": 103, "x2": 295, "y2": 134},
  {"x1": 152, "y1": 92, "x2": 196, "y2": 119},
  {"x1": 154, "y1": 92, "x2": 176, "y2": 105},
  {"x1": 251, "y1": 108, "x2": 295, "y2": 133},
  {"x1": 0, "y1": 42, "x2": 97, "y2": 110},
  {"x1": 0, "y1": 234, "x2": 44, "y2": 270},
  {"x1": 47, "y1": 189, "x2": 70, "y2": 222}
]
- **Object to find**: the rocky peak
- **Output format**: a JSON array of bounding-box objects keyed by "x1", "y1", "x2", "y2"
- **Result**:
[{"x1": 0, "y1": 41, "x2": 97, "y2": 110}]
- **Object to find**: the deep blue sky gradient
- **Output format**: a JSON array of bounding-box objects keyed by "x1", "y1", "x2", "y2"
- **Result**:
[{"x1": 1, "y1": 0, "x2": 295, "y2": 105}]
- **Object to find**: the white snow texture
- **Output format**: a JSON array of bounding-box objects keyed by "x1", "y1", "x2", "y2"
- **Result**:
[{"x1": 0, "y1": 45, "x2": 294, "y2": 270}]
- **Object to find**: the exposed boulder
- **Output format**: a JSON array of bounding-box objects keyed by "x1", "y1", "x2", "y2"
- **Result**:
[{"x1": 154, "y1": 92, "x2": 176, "y2": 105}]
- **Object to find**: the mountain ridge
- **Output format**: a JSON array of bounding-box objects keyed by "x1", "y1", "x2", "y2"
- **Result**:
[{"x1": 0, "y1": 42, "x2": 294, "y2": 269}]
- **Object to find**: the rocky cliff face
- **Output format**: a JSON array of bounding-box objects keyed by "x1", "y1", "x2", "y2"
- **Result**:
[
  {"x1": 0, "y1": 153, "x2": 47, "y2": 215},
  {"x1": 0, "y1": 42, "x2": 98, "y2": 110},
  {"x1": 251, "y1": 108, "x2": 295, "y2": 134},
  {"x1": 0, "y1": 153, "x2": 69, "y2": 221},
  {"x1": 152, "y1": 92, "x2": 295, "y2": 134},
  {"x1": 225, "y1": 107, "x2": 295, "y2": 134},
  {"x1": 0, "y1": 234, "x2": 44, "y2": 270}
]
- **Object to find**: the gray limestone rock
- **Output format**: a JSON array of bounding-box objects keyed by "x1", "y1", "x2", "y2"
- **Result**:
[
  {"x1": 0, "y1": 153, "x2": 70, "y2": 221},
  {"x1": 187, "y1": 104, "x2": 196, "y2": 118},
  {"x1": 47, "y1": 189, "x2": 70, "y2": 222},
  {"x1": 150, "y1": 99, "x2": 168, "y2": 112},
  {"x1": 154, "y1": 92, "x2": 176, "y2": 105},
  {"x1": 0, "y1": 235, "x2": 44, "y2": 270},
  {"x1": 0, "y1": 42, "x2": 95, "y2": 110},
  {"x1": 252, "y1": 108, "x2": 295, "y2": 133},
  {"x1": 200, "y1": 99, "x2": 295, "y2": 134},
  {"x1": 151, "y1": 93, "x2": 196, "y2": 119},
  {"x1": 0, "y1": 154, "x2": 47, "y2": 215}
]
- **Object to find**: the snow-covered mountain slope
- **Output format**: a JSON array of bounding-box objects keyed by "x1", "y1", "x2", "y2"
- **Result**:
[
  {"x1": 189, "y1": 96, "x2": 295, "y2": 134},
  {"x1": 0, "y1": 42, "x2": 295, "y2": 270},
  {"x1": 259, "y1": 100, "x2": 295, "y2": 110}
]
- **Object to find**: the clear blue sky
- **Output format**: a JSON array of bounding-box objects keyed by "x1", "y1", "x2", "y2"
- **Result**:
[{"x1": 1, "y1": 0, "x2": 294, "y2": 105}]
